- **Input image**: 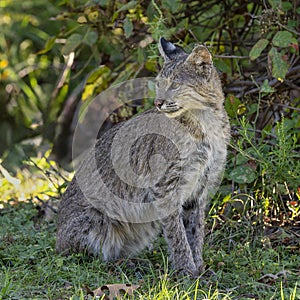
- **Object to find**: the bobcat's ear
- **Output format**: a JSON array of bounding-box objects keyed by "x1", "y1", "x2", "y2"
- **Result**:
[
  {"x1": 186, "y1": 45, "x2": 212, "y2": 66},
  {"x1": 159, "y1": 37, "x2": 186, "y2": 61}
]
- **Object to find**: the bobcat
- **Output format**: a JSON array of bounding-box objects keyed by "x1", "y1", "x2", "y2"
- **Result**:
[{"x1": 56, "y1": 38, "x2": 230, "y2": 276}]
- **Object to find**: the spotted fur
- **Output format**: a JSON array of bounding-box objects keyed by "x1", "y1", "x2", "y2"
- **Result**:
[{"x1": 56, "y1": 38, "x2": 230, "y2": 276}]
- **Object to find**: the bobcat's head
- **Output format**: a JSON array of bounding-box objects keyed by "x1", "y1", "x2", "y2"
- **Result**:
[{"x1": 155, "y1": 38, "x2": 224, "y2": 118}]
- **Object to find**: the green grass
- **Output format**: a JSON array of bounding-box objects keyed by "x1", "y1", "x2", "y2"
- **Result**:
[
  {"x1": 0, "y1": 154, "x2": 299, "y2": 299},
  {"x1": 0, "y1": 199, "x2": 299, "y2": 300}
]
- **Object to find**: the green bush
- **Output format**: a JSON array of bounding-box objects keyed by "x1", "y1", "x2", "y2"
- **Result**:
[{"x1": 0, "y1": 0, "x2": 299, "y2": 220}]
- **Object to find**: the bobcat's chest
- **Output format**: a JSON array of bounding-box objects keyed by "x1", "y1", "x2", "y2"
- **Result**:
[{"x1": 179, "y1": 111, "x2": 228, "y2": 203}]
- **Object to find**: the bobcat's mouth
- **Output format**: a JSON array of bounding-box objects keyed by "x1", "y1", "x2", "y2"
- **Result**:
[{"x1": 155, "y1": 99, "x2": 181, "y2": 113}]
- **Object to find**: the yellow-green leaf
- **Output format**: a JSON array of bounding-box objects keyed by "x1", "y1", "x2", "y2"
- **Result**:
[
  {"x1": 84, "y1": 31, "x2": 98, "y2": 46},
  {"x1": 62, "y1": 33, "x2": 82, "y2": 54},
  {"x1": 112, "y1": 0, "x2": 137, "y2": 21},
  {"x1": 225, "y1": 94, "x2": 241, "y2": 118},
  {"x1": 249, "y1": 39, "x2": 269, "y2": 60},
  {"x1": 268, "y1": 47, "x2": 289, "y2": 80},
  {"x1": 272, "y1": 31, "x2": 293, "y2": 48},
  {"x1": 261, "y1": 79, "x2": 276, "y2": 94},
  {"x1": 229, "y1": 165, "x2": 257, "y2": 184},
  {"x1": 37, "y1": 36, "x2": 56, "y2": 55},
  {"x1": 123, "y1": 17, "x2": 133, "y2": 38}
]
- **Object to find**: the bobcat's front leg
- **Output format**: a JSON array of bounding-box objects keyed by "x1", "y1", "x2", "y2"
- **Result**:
[
  {"x1": 183, "y1": 204, "x2": 206, "y2": 271},
  {"x1": 161, "y1": 211, "x2": 196, "y2": 275}
]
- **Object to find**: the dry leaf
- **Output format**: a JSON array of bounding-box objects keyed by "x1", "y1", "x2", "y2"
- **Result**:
[{"x1": 92, "y1": 283, "x2": 139, "y2": 299}]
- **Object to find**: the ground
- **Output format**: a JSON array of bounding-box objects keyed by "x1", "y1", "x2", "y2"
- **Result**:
[{"x1": 0, "y1": 198, "x2": 299, "y2": 299}]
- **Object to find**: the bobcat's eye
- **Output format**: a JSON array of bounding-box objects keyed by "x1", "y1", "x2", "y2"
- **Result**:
[{"x1": 169, "y1": 82, "x2": 181, "y2": 90}]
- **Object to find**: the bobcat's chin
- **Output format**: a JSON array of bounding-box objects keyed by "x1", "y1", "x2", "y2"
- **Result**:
[
  {"x1": 155, "y1": 100, "x2": 184, "y2": 117},
  {"x1": 156, "y1": 106, "x2": 184, "y2": 118}
]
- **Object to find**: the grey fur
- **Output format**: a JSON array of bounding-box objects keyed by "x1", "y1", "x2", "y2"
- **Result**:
[{"x1": 56, "y1": 38, "x2": 230, "y2": 276}]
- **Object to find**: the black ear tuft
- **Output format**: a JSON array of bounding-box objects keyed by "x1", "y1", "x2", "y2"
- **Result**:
[{"x1": 159, "y1": 37, "x2": 186, "y2": 61}]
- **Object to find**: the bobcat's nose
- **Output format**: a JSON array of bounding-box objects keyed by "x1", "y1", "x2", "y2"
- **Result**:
[{"x1": 155, "y1": 98, "x2": 164, "y2": 109}]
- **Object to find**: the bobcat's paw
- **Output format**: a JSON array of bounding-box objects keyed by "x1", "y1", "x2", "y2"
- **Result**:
[{"x1": 174, "y1": 263, "x2": 198, "y2": 278}]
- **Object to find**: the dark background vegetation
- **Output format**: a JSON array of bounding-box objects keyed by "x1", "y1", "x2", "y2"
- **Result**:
[
  {"x1": 0, "y1": 0, "x2": 300, "y2": 298},
  {"x1": 1, "y1": 0, "x2": 299, "y2": 219}
]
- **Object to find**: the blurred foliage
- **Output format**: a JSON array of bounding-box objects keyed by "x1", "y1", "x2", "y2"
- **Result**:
[
  {"x1": 0, "y1": 0, "x2": 299, "y2": 220},
  {"x1": 0, "y1": 150, "x2": 69, "y2": 205}
]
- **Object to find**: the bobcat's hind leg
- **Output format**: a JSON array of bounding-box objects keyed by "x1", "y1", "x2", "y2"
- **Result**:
[{"x1": 56, "y1": 201, "x2": 106, "y2": 256}]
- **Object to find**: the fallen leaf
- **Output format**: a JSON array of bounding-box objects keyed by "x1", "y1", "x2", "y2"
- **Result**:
[{"x1": 92, "y1": 283, "x2": 140, "y2": 299}]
